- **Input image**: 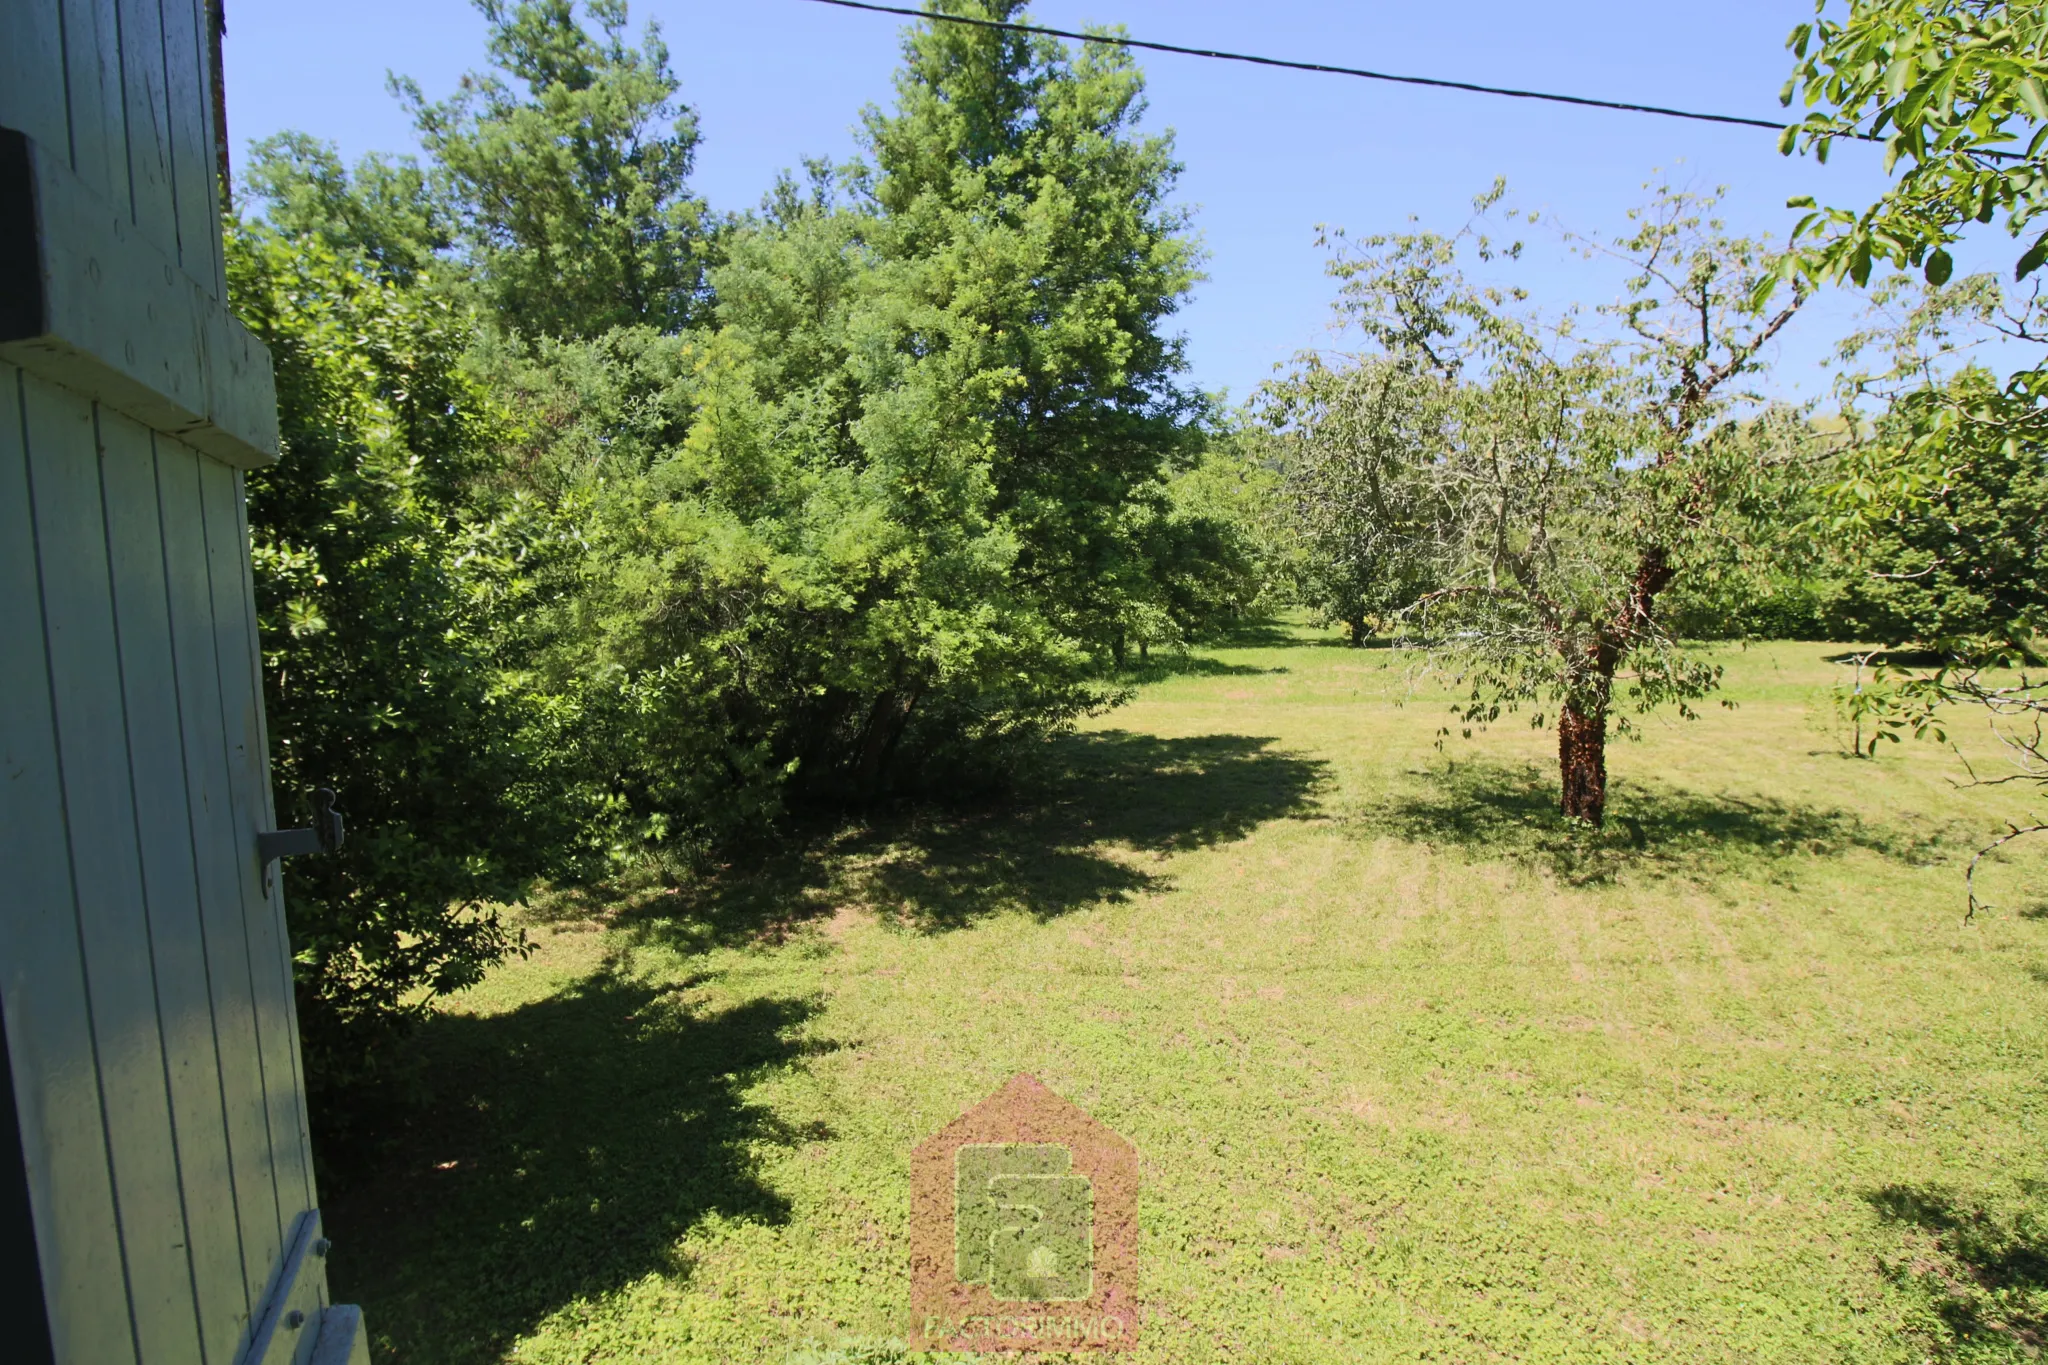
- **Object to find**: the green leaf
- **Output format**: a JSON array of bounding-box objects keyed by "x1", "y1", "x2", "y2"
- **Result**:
[
  {"x1": 2020, "y1": 76, "x2": 2048, "y2": 121},
  {"x1": 2017, "y1": 233, "x2": 2048, "y2": 280}
]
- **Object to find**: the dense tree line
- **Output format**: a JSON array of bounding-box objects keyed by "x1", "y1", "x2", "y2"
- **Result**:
[
  {"x1": 234, "y1": 0, "x2": 1263, "y2": 1098},
  {"x1": 1771, "y1": 0, "x2": 2048, "y2": 894}
]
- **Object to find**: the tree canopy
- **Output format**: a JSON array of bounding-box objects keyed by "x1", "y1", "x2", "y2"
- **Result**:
[
  {"x1": 400, "y1": 0, "x2": 711, "y2": 336},
  {"x1": 1261, "y1": 188, "x2": 1812, "y2": 824},
  {"x1": 234, "y1": 0, "x2": 1228, "y2": 1094}
]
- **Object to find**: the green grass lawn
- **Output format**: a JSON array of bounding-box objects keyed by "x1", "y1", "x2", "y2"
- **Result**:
[{"x1": 328, "y1": 624, "x2": 2048, "y2": 1364}]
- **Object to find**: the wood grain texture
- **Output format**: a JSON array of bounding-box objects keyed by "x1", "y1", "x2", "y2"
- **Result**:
[
  {"x1": 0, "y1": 132, "x2": 281, "y2": 469},
  {"x1": 116, "y1": 0, "x2": 177, "y2": 250},
  {"x1": 244, "y1": 1210, "x2": 330, "y2": 1365},
  {"x1": 59, "y1": 0, "x2": 129, "y2": 212},
  {"x1": 0, "y1": 366, "x2": 138, "y2": 1365},
  {"x1": 157, "y1": 438, "x2": 282, "y2": 1333},
  {"x1": 309, "y1": 1303, "x2": 372, "y2": 1365},
  {"x1": 160, "y1": 0, "x2": 219, "y2": 297},
  {"x1": 22, "y1": 374, "x2": 206, "y2": 1363},
  {"x1": 183, "y1": 0, "x2": 225, "y2": 298},
  {"x1": 3, "y1": 0, "x2": 226, "y2": 301},
  {"x1": 199, "y1": 458, "x2": 315, "y2": 1236},
  {"x1": 231, "y1": 472, "x2": 321, "y2": 1226},
  {"x1": 2, "y1": 12, "x2": 319, "y2": 1355},
  {"x1": 101, "y1": 408, "x2": 250, "y2": 1365}
]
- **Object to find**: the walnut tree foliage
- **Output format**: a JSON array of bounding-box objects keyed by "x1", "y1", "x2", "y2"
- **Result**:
[
  {"x1": 1778, "y1": 1, "x2": 2048, "y2": 663},
  {"x1": 1780, "y1": 0, "x2": 2048, "y2": 291}
]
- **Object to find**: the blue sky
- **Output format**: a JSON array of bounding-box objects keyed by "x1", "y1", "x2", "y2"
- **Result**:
[{"x1": 223, "y1": 0, "x2": 1999, "y2": 405}]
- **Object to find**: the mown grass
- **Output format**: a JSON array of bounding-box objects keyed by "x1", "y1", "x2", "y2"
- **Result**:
[{"x1": 327, "y1": 623, "x2": 2048, "y2": 1363}]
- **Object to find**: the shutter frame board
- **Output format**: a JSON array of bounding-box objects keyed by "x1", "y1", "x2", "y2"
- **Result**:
[
  {"x1": 239, "y1": 1208, "x2": 327, "y2": 1365},
  {"x1": 0, "y1": 125, "x2": 277, "y2": 468}
]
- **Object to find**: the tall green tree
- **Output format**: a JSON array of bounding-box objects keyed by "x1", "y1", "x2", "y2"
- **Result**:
[
  {"x1": 400, "y1": 0, "x2": 710, "y2": 337},
  {"x1": 494, "y1": 164, "x2": 1101, "y2": 836},
  {"x1": 479, "y1": 2, "x2": 1218, "y2": 834},
  {"x1": 236, "y1": 0, "x2": 1224, "y2": 918},
  {"x1": 244, "y1": 132, "x2": 448, "y2": 285},
  {"x1": 859, "y1": 0, "x2": 1207, "y2": 660}
]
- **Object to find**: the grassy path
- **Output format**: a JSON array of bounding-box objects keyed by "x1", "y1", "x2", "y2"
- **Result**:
[{"x1": 332, "y1": 626, "x2": 2048, "y2": 1363}]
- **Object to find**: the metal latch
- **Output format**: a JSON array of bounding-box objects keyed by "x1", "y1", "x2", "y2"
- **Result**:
[{"x1": 258, "y1": 787, "x2": 345, "y2": 868}]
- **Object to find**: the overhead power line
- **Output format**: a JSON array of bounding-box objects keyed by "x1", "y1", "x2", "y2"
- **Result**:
[{"x1": 799, "y1": 0, "x2": 1884, "y2": 149}]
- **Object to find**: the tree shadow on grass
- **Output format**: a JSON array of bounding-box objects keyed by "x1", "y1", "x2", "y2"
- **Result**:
[
  {"x1": 322, "y1": 968, "x2": 831, "y2": 1365},
  {"x1": 1868, "y1": 1183, "x2": 2048, "y2": 1359},
  {"x1": 1111, "y1": 652, "x2": 1288, "y2": 683},
  {"x1": 1210, "y1": 616, "x2": 1309, "y2": 648},
  {"x1": 1353, "y1": 759, "x2": 1948, "y2": 885},
  {"x1": 612, "y1": 730, "x2": 1327, "y2": 948},
  {"x1": 858, "y1": 730, "x2": 1326, "y2": 931},
  {"x1": 1298, "y1": 636, "x2": 1404, "y2": 650}
]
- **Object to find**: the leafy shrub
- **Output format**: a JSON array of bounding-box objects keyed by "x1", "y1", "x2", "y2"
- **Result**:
[{"x1": 229, "y1": 223, "x2": 592, "y2": 1098}]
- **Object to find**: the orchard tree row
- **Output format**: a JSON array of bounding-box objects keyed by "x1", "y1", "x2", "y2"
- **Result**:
[{"x1": 1268, "y1": 0, "x2": 2048, "y2": 826}]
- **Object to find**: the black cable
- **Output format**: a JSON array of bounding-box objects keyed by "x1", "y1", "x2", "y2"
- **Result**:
[{"x1": 799, "y1": 0, "x2": 2008, "y2": 159}]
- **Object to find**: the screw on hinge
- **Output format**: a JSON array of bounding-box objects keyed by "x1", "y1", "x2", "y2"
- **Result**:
[{"x1": 284, "y1": 1309, "x2": 306, "y2": 1330}]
